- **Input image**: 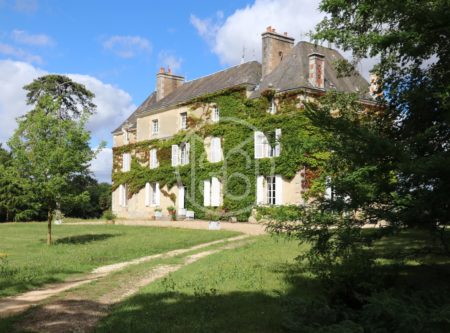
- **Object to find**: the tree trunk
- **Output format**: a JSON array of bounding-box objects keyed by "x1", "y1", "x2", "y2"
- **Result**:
[{"x1": 47, "y1": 208, "x2": 52, "y2": 245}]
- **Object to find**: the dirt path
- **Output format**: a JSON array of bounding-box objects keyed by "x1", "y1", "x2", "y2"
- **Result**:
[
  {"x1": 0, "y1": 234, "x2": 248, "y2": 319},
  {"x1": 15, "y1": 238, "x2": 252, "y2": 333},
  {"x1": 69, "y1": 219, "x2": 267, "y2": 235}
]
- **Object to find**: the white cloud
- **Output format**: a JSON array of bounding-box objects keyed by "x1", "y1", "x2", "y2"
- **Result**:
[
  {"x1": 158, "y1": 50, "x2": 183, "y2": 72},
  {"x1": 102, "y1": 35, "x2": 151, "y2": 58},
  {"x1": 90, "y1": 147, "x2": 112, "y2": 183},
  {"x1": 191, "y1": 0, "x2": 376, "y2": 79},
  {"x1": 0, "y1": 42, "x2": 42, "y2": 63},
  {"x1": 0, "y1": 60, "x2": 136, "y2": 183},
  {"x1": 11, "y1": 29, "x2": 54, "y2": 47}
]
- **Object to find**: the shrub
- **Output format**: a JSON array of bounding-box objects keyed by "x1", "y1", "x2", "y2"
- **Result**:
[{"x1": 102, "y1": 210, "x2": 116, "y2": 221}]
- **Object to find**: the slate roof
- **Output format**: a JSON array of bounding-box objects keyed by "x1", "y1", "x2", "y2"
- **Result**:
[
  {"x1": 250, "y1": 41, "x2": 370, "y2": 98},
  {"x1": 113, "y1": 42, "x2": 370, "y2": 135}
]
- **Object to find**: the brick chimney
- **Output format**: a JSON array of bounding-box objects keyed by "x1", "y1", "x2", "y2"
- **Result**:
[
  {"x1": 262, "y1": 26, "x2": 295, "y2": 77},
  {"x1": 308, "y1": 52, "x2": 325, "y2": 89},
  {"x1": 156, "y1": 67, "x2": 184, "y2": 101}
]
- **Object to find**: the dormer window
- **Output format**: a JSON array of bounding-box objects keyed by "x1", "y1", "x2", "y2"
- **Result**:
[
  {"x1": 212, "y1": 106, "x2": 220, "y2": 122},
  {"x1": 268, "y1": 98, "x2": 277, "y2": 114},
  {"x1": 180, "y1": 112, "x2": 187, "y2": 130},
  {"x1": 152, "y1": 119, "x2": 159, "y2": 136}
]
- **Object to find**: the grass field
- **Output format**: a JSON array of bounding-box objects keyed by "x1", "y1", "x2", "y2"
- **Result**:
[
  {"x1": 94, "y1": 235, "x2": 311, "y2": 333},
  {"x1": 0, "y1": 222, "x2": 238, "y2": 297}
]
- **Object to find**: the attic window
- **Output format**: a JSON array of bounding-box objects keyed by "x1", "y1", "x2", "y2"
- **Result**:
[{"x1": 267, "y1": 98, "x2": 277, "y2": 114}]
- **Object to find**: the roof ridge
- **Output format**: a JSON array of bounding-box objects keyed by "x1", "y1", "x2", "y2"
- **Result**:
[{"x1": 184, "y1": 60, "x2": 260, "y2": 84}]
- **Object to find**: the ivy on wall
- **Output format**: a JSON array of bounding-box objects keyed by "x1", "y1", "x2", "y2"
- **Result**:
[{"x1": 112, "y1": 87, "x2": 330, "y2": 221}]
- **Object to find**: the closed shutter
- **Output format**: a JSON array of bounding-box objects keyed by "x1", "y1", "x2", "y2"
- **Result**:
[
  {"x1": 203, "y1": 180, "x2": 211, "y2": 206},
  {"x1": 216, "y1": 137, "x2": 222, "y2": 161},
  {"x1": 325, "y1": 176, "x2": 332, "y2": 199},
  {"x1": 256, "y1": 176, "x2": 264, "y2": 205},
  {"x1": 211, "y1": 137, "x2": 222, "y2": 162},
  {"x1": 185, "y1": 142, "x2": 190, "y2": 164},
  {"x1": 145, "y1": 182, "x2": 150, "y2": 206},
  {"x1": 155, "y1": 183, "x2": 160, "y2": 206},
  {"x1": 275, "y1": 175, "x2": 283, "y2": 205},
  {"x1": 254, "y1": 132, "x2": 265, "y2": 159},
  {"x1": 122, "y1": 153, "x2": 130, "y2": 172},
  {"x1": 211, "y1": 177, "x2": 221, "y2": 207},
  {"x1": 171, "y1": 145, "x2": 179, "y2": 166},
  {"x1": 178, "y1": 185, "x2": 185, "y2": 209},
  {"x1": 275, "y1": 128, "x2": 282, "y2": 157}
]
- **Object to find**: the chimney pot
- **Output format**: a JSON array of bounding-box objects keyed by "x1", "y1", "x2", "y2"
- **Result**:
[
  {"x1": 167, "y1": 67, "x2": 172, "y2": 74},
  {"x1": 284, "y1": 32, "x2": 288, "y2": 36},
  {"x1": 272, "y1": 28, "x2": 276, "y2": 32},
  {"x1": 266, "y1": 26, "x2": 272, "y2": 32},
  {"x1": 159, "y1": 67, "x2": 165, "y2": 73}
]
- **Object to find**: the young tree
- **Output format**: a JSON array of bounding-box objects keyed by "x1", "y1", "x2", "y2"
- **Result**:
[
  {"x1": 8, "y1": 95, "x2": 99, "y2": 244},
  {"x1": 23, "y1": 74, "x2": 96, "y2": 120}
]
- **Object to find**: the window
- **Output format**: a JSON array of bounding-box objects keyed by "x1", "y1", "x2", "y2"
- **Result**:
[
  {"x1": 119, "y1": 184, "x2": 127, "y2": 207},
  {"x1": 266, "y1": 176, "x2": 276, "y2": 205},
  {"x1": 256, "y1": 175, "x2": 282, "y2": 205},
  {"x1": 149, "y1": 148, "x2": 158, "y2": 169},
  {"x1": 254, "y1": 129, "x2": 281, "y2": 159},
  {"x1": 122, "y1": 153, "x2": 131, "y2": 172},
  {"x1": 209, "y1": 137, "x2": 222, "y2": 163},
  {"x1": 122, "y1": 128, "x2": 129, "y2": 144},
  {"x1": 171, "y1": 142, "x2": 190, "y2": 166},
  {"x1": 180, "y1": 112, "x2": 187, "y2": 130},
  {"x1": 268, "y1": 98, "x2": 277, "y2": 114},
  {"x1": 152, "y1": 119, "x2": 159, "y2": 136},
  {"x1": 203, "y1": 177, "x2": 221, "y2": 207},
  {"x1": 212, "y1": 106, "x2": 220, "y2": 122},
  {"x1": 145, "y1": 182, "x2": 160, "y2": 207}
]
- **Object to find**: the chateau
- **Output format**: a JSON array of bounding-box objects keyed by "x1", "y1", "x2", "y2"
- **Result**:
[{"x1": 111, "y1": 27, "x2": 370, "y2": 221}]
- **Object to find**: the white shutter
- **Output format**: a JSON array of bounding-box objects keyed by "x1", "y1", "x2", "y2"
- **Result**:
[
  {"x1": 210, "y1": 138, "x2": 216, "y2": 162},
  {"x1": 185, "y1": 142, "x2": 190, "y2": 165},
  {"x1": 275, "y1": 129, "x2": 282, "y2": 157},
  {"x1": 275, "y1": 175, "x2": 283, "y2": 205},
  {"x1": 211, "y1": 137, "x2": 221, "y2": 162},
  {"x1": 145, "y1": 182, "x2": 151, "y2": 206},
  {"x1": 216, "y1": 137, "x2": 222, "y2": 162},
  {"x1": 155, "y1": 183, "x2": 160, "y2": 206},
  {"x1": 150, "y1": 149, "x2": 158, "y2": 169},
  {"x1": 203, "y1": 180, "x2": 211, "y2": 206},
  {"x1": 178, "y1": 185, "x2": 185, "y2": 209},
  {"x1": 254, "y1": 131, "x2": 264, "y2": 159},
  {"x1": 122, "y1": 153, "x2": 131, "y2": 172},
  {"x1": 120, "y1": 184, "x2": 127, "y2": 207},
  {"x1": 256, "y1": 176, "x2": 264, "y2": 205},
  {"x1": 211, "y1": 177, "x2": 221, "y2": 207},
  {"x1": 171, "y1": 145, "x2": 179, "y2": 166},
  {"x1": 325, "y1": 176, "x2": 332, "y2": 199}
]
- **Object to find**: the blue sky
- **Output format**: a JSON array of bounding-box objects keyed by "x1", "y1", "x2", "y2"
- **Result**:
[{"x1": 1, "y1": 0, "x2": 375, "y2": 182}]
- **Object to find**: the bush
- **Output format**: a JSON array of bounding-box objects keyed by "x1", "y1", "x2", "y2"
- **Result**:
[{"x1": 102, "y1": 210, "x2": 116, "y2": 221}]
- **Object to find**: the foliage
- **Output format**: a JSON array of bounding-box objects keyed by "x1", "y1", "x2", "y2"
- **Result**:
[
  {"x1": 112, "y1": 88, "x2": 329, "y2": 221},
  {"x1": 23, "y1": 74, "x2": 96, "y2": 120},
  {"x1": 102, "y1": 210, "x2": 116, "y2": 221},
  {"x1": 7, "y1": 95, "x2": 99, "y2": 244}
]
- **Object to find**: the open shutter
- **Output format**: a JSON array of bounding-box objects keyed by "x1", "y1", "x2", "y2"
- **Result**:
[
  {"x1": 216, "y1": 137, "x2": 222, "y2": 162},
  {"x1": 275, "y1": 175, "x2": 283, "y2": 205},
  {"x1": 211, "y1": 177, "x2": 221, "y2": 207},
  {"x1": 275, "y1": 128, "x2": 282, "y2": 157},
  {"x1": 254, "y1": 132, "x2": 264, "y2": 159},
  {"x1": 203, "y1": 180, "x2": 211, "y2": 206},
  {"x1": 210, "y1": 138, "x2": 216, "y2": 162},
  {"x1": 256, "y1": 176, "x2": 264, "y2": 205},
  {"x1": 155, "y1": 183, "x2": 160, "y2": 206},
  {"x1": 171, "y1": 145, "x2": 179, "y2": 166},
  {"x1": 145, "y1": 182, "x2": 150, "y2": 206},
  {"x1": 178, "y1": 185, "x2": 185, "y2": 210},
  {"x1": 325, "y1": 176, "x2": 332, "y2": 199}
]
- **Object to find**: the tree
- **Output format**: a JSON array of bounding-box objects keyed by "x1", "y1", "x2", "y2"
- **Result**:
[
  {"x1": 313, "y1": 0, "x2": 450, "y2": 228},
  {"x1": 23, "y1": 74, "x2": 96, "y2": 120},
  {"x1": 8, "y1": 95, "x2": 99, "y2": 244}
]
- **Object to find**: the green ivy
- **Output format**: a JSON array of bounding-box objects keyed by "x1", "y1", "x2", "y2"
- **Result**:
[{"x1": 112, "y1": 88, "x2": 329, "y2": 221}]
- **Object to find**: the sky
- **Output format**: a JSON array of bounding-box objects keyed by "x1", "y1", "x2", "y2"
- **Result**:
[{"x1": 0, "y1": 0, "x2": 375, "y2": 183}]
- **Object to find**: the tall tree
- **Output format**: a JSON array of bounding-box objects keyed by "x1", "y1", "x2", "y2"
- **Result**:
[
  {"x1": 8, "y1": 95, "x2": 99, "y2": 244},
  {"x1": 23, "y1": 74, "x2": 96, "y2": 120}
]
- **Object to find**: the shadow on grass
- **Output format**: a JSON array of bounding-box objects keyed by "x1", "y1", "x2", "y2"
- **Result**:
[{"x1": 53, "y1": 233, "x2": 118, "y2": 245}]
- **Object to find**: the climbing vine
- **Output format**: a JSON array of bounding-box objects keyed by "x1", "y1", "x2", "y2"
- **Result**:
[{"x1": 112, "y1": 87, "x2": 330, "y2": 221}]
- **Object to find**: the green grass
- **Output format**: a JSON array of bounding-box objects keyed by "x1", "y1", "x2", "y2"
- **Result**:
[
  {"x1": 94, "y1": 236, "x2": 312, "y2": 333},
  {"x1": 0, "y1": 222, "x2": 238, "y2": 297}
]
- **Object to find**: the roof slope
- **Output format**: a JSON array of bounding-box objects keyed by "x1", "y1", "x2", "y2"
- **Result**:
[
  {"x1": 251, "y1": 41, "x2": 369, "y2": 98},
  {"x1": 112, "y1": 91, "x2": 157, "y2": 134}
]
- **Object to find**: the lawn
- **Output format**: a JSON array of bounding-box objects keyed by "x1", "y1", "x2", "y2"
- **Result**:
[
  {"x1": 0, "y1": 222, "x2": 238, "y2": 297},
  {"x1": 94, "y1": 235, "x2": 312, "y2": 333},
  {"x1": 94, "y1": 230, "x2": 450, "y2": 333}
]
